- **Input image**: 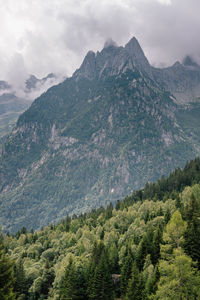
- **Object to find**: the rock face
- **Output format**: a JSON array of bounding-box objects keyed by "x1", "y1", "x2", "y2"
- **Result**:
[
  {"x1": 74, "y1": 37, "x2": 152, "y2": 80},
  {"x1": 0, "y1": 37, "x2": 200, "y2": 232},
  {"x1": 152, "y1": 57, "x2": 200, "y2": 103}
]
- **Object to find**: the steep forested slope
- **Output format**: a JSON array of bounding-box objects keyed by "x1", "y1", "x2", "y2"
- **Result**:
[{"x1": 0, "y1": 158, "x2": 200, "y2": 299}]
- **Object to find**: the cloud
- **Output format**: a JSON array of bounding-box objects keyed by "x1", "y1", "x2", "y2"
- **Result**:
[{"x1": 0, "y1": 0, "x2": 199, "y2": 97}]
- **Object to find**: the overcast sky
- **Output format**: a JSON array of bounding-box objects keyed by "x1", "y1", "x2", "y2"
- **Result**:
[{"x1": 0, "y1": 0, "x2": 200, "y2": 90}]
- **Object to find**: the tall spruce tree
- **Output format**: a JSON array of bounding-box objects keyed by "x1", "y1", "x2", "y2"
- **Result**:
[
  {"x1": 120, "y1": 247, "x2": 134, "y2": 296},
  {"x1": 14, "y1": 259, "x2": 27, "y2": 299},
  {"x1": 136, "y1": 234, "x2": 149, "y2": 271},
  {"x1": 0, "y1": 240, "x2": 15, "y2": 300},
  {"x1": 125, "y1": 262, "x2": 144, "y2": 300},
  {"x1": 90, "y1": 251, "x2": 113, "y2": 300},
  {"x1": 145, "y1": 265, "x2": 159, "y2": 297},
  {"x1": 184, "y1": 193, "x2": 200, "y2": 269},
  {"x1": 151, "y1": 225, "x2": 163, "y2": 265},
  {"x1": 60, "y1": 257, "x2": 78, "y2": 300},
  {"x1": 88, "y1": 242, "x2": 113, "y2": 300}
]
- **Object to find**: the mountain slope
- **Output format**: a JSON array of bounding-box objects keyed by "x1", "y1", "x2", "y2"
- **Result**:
[
  {"x1": 0, "y1": 74, "x2": 61, "y2": 144},
  {"x1": 1, "y1": 158, "x2": 200, "y2": 299},
  {"x1": 152, "y1": 57, "x2": 200, "y2": 104},
  {"x1": 0, "y1": 93, "x2": 30, "y2": 141},
  {"x1": 0, "y1": 37, "x2": 199, "y2": 232}
]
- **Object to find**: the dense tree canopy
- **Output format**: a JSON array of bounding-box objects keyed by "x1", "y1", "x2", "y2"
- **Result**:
[{"x1": 0, "y1": 158, "x2": 200, "y2": 299}]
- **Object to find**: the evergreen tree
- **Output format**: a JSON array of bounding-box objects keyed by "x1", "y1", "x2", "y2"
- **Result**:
[
  {"x1": 145, "y1": 265, "x2": 159, "y2": 297},
  {"x1": 125, "y1": 262, "x2": 144, "y2": 300},
  {"x1": 14, "y1": 259, "x2": 27, "y2": 298},
  {"x1": 108, "y1": 243, "x2": 119, "y2": 274},
  {"x1": 120, "y1": 247, "x2": 134, "y2": 296},
  {"x1": 164, "y1": 208, "x2": 171, "y2": 224},
  {"x1": 60, "y1": 257, "x2": 77, "y2": 300},
  {"x1": 184, "y1": 193, "x2": 200, "y2": 269},
  {"x1": 0, "y1": 241, "x2": 15, "y2": 300},
  {"x1": 136, "y1": 234, "x2": 149, "y2": 271},
  {"x1": 89, "y1": 250, "x2": 113, "y2": 300},
  {"x1": 151, "y1": 225, "x2": 162, "y2": 265}
]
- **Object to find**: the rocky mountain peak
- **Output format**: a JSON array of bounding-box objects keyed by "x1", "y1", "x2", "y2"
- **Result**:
[
  {"x1": 125, "y1": 36, "x2": 144, "y2": 56},
  {"x1": 125, "y1": 37, "x2": 152, "y2": 77},
  {"x1": 74, "y1": 36, "x2": 152, "y2": 80},
  {"x1": 182, "y1": 55, "x2": 199, "y2": 68},
  {"x1": 73, "y1": 50, "x2": 96, "y2": 80}
]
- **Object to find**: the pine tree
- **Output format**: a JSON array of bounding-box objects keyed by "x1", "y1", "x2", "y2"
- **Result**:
[
  {"x1": 184, "y1": 193, "x2": 200, "y2": 269},
  {"x1": 136, "y1": 234, "x2": 149, "y2": 271},
  {"x1": 60, "y1": 257, "x2": 77, "y2": 300},
  {"x1": 164, "y1": 208, "x2": 171, "y2": 224},
  {"x1": 89, "y1": 251, "x2": 113, "y2": 300},
  {"x1": 120, "y1": 247, "x2": 134, "y2": 296},
  {"x1": 151, "y1": 225, "x2": 162, "y2": 265},
  {"x1": 108, "y1": 243, "x2": 119, "y2": 273},
  {"x1": 88, "y1": 242, "x2": 113, "y2": 300},
  {"x1": 125, "y1": 262, "x2": 144, "y2": 300},
  {"x1": 145, "y1": 265, "x2": 159, "y2": 296},
  {"x1": 0, "y1": 241, "x2": 15, "y2": 300},
  {"x1": 14, "y1": 259, "x2": 27, "y2": 298}
]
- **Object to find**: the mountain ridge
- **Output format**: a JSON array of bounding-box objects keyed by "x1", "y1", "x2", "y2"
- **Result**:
[{"x1": 0, "y1": 36, "x2": 200, "y2": 232}]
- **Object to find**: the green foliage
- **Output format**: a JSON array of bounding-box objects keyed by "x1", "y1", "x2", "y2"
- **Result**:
[
  {"x1": 14, "y1": 259, "x2": 27, "y2": 298},
  {"x1": 88, "y1": 242, "x2": 114, "y2": 300},
  {"x1": 0, "y1": 240, "x2": 15, "y2": 300},
  {"x1": 151, "y1": 225, "x2": 163, "y2": 265},
  {"x1": 120, "y1": 247, "x2": 134, "y2": 295},
  {"x1": 60, "y1": 257, "x2": 84, "y2": 300},
  {"x1": 145, "y1": 264, "x2": 159, "y2": 296},
  {"x1": 152, "y1": 249, "x2": 200, "y2": 300},
  {"x1": 1, "y1": 163, "x2": 200, "y2": 300},
  {"x1": 183, "y1": 190, "x2": 200, "y2": 269},
  {"x1": 161, "y1": 210, "x2": 186, "y2": 259},
  {"x1": 126, "y1": 262, "x2": 144, "y2": 300}
]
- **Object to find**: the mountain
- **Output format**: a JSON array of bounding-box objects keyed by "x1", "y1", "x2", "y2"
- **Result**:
[
  {"x1": 0, "y1": 37, "x2": 200, "y2": 232},
  {"x1": 0, "y1": 93, "x2": 29, "y2": 142},
  {"x1": 152, "y1": 56, "x2": 200, "y2": 103},
  {"x1": 25, "y1": 73, "x2": 56, "y2": 92},
  {"x1": 0, "y1": 73, "x2": 61, "y2": 145}
]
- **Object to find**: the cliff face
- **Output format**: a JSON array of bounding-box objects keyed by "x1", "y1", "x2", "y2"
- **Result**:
[{"x1": 0, "y1": 37, "x2": 200, "y2": 232}]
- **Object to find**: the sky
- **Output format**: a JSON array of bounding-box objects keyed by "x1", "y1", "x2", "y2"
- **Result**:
[{"x1": 0, "y1": 0, "x2": 200, "y2": 97}]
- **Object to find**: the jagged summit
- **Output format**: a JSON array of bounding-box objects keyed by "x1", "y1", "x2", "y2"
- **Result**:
[
  {"x1": 183, "y1": 55, "x2": 199, "y2": 68},
  {"x1": 74, "y1": 50, "x2": 96, "y2": 80},
  {"x1": 172, "y1": 61, "x2": 182, "y2": 68},
  {"x1": 74, "y1": 36, "x2": 151, "y2": 80},
  {"x1": 125, "y1": 36, "x2": 151, "y2": 77},
  {"x1": 125, "y1": 36, "x2": 143, "y2": 55}
]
